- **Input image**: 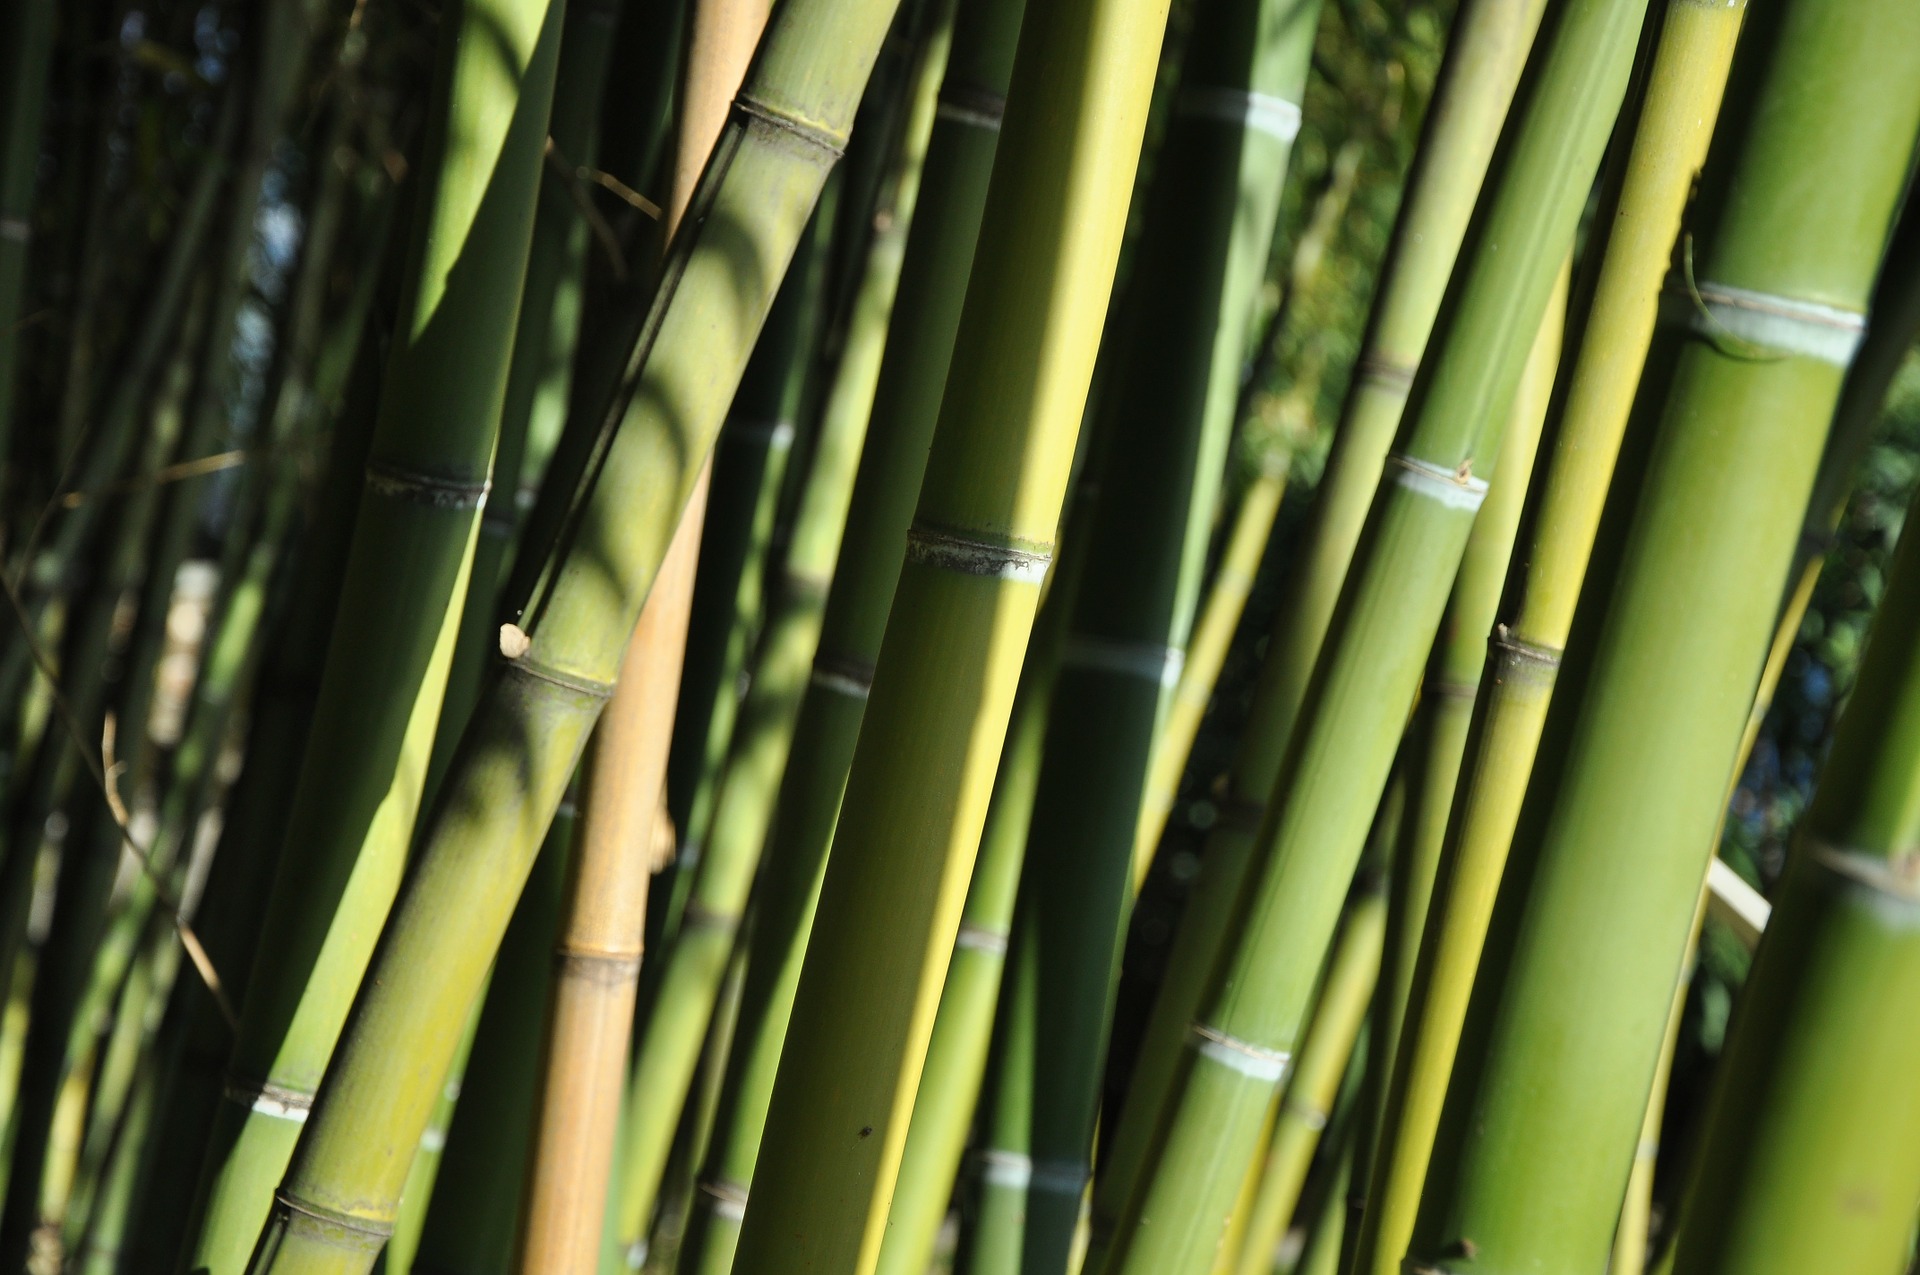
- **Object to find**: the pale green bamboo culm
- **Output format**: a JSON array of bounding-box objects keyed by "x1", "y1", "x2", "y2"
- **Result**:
[
  {"x1": 238, "y1": 0, "x2": 909, "y2": 1263},
  {"x1": 179, "y1": 3, "x2": 566, "y2": 1271},
  {"x1": 1405, "y1": 0, "x2": 1920, "y2": 1268},
  {"x1": 1668, "y1": 465, "x2": 1920, "y2": 1275},
  {"x1": 1097, "y1": 0, "x2": 1652, "y2": 1265},
  {"x1": 726, "y1": 0, "x2": 1175, "y2": 1260},
  {"x1": 1084, "y1": 0, "x2": 1553, "y2": 1246},
  {"x1": 1347, "y1": 5, "x2": 1747, "y2": 1269}
]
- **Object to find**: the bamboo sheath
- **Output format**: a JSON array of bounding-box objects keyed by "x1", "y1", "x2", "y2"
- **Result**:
[
  {"x1": 639, "y1": 0, "x2": 1027, "y2": 1262},
  {"x1": 183, "y1": 3, "x2": 567, "y2": 1268},
  {"x1": 726, "y1": 0, "x2": 1174, "y2": 1262},
  {"x1": 1000, "y1": 0, "x2": 1323, "y2": 1261},
  {"x1": 668, "y1": 25, "x2": 955, "y2": 1275},
  {"x1": 1228, "y1": 887, "x2": 1383, "y2": 1275},
  {"x1": 1344, "y1": 9, "x2": 1746, "y2": 1270},
  {"x1": 1405, "y1": 0, "x2": 1920, "y2": 1267},
  {"x1": 1085, "y1": 0, "x2": 1551, "y2": 1243},
  {"x1": 241, "y1": 0, "x2": 909, "y2": 1263},
  {"x1": 1098, "y1": 0, "x2": 1650, "y2": 1266}
]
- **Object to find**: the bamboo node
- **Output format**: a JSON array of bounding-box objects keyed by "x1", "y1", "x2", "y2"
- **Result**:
[
  {"x1": 937, "y1": 83, "x2": 1006, "y2": 132},
  {"x1": 1031, "y1": 1159, "x2": 1091, "y2": 1195},
  {"x1": 972, "y1": 1150, "x2": 1032, "y2": 1189},
  {"x1": 905, "y1": 522, "x2": 1053, "y2": 583},
  {"x1": 955, "y1": 921, "x2": 1009, "y2": 955},
  {"x1": 222, "y1": 1075, "x2": 314, "y2": 1123},
  {"x1": 1385, "y1": 452, "x2": 1489, "y2": 511},
  {"x1": 734, "y1": 92, "x2": 848, "y2": 159},
  {"x1": 1062, "y1": 635, "x2": 1185, "y2": 687},
  {"x1": 698, "y1": 1178, "x2": 751, "y2": 1221},
  {"x1": 500, "y1": 648, "x2": 619, "y2": 702},
  {"x1": 271, "y1": 1189, "x2": 395, "y2": 1248},
  {"x1": 1281, "y1": 1096, "x2": 1330, "y2": 1131},
  {"x1": 1489, "y1": 626, "x2": 1563, "y2": 670},
  {"x1": 553, "y1": 944, "x2": 645, "y2": 981},
  {"x1": 1678, "y1": 275, "x2": 1865, "y2": 367},
  {"x1": 1186, "y1": 1023, "x2": 1291, "y2": 1082},
  {"x1": 363, "y1": 460, "x2": 491, "y2": 509},
  {"x1": 1354, "y1": 354, "x2": 1418, "y2": 392},
  {"x1": 679, "y1": 902, "x2": 742, "y2": 935},
  {"x1": 811, "y1": 653, "x2": 875, "y2": 700},
  {"x1": 725, "y1": 415, "x2": 796, "y2": 449},
  {"x1": 1175, "y1": 85, "x2": 1303, "y2": 143},
  {"x1": 0, "y1": 216, "x2": 29, "y2": 243},
  {"x1": 1425, "y1": 677, "x2": 1479, "y2": 702}
]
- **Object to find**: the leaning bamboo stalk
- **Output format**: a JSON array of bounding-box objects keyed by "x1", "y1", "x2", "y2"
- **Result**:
[
  {"x1": 724, "y1": 0, "x2": 1174, "y2": 1261},
  {"x1": 242, "y1": 0, "x2": 911, "y2": 1263},
  {"x1": 1229, "y1": 886, "x2": 1384, "y2": 1275},
  {"x1": 511, "y1": 491, "x2": 699, "y2": 1274},
  {"x1": 636, "y1": 0, "x2": 1026, "y2": 1260},
  {"x1": 666, "y1": 23, "x2": 954, "y2": 1273},
  {"x1": 1085, "y1": 0, "x2": 1551, "y2": 1242},
  {"x1": 1610, "y1": 898, "x2": 1698, "y2": 1275},
  {"x1": 1404, "y1": 0, "x2": 1920, "y2": 1267},
  {"x1": 1345, "y1": 8, "x2": 1746, "y2": 1269},
  {"x1": 1006, "y1": 0, "x2": 1325, "y2": 1257},
  {"x1": 1098, "y1": 0, "x2": 1649, "y2": 1265},
  {"x1": 181, "y1": 1, "x2": 568, "y2": 1268},
  {"x1": 1665, "y1": 472, "x2": 1920, "y2": 1275}
]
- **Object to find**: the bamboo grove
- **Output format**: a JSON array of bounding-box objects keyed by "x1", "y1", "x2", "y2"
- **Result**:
[{"x1": 1, "y1": 0, "x2": 1919, "y2": 1270}]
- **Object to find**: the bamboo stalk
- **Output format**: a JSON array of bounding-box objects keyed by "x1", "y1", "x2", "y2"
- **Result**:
[
  {"x1": 0, "y1": 0, "x2": 56, "y2": 496},
  {"x1": 1405, "y1": 0, "x2": 1920, "y2": 1266},
  {"x1": 1345, "y1": 7, "x2": 1746, "y2": 1269},
  {"x1": 182, "y1": 1, "x2": 569, "y2": 1267},
  {"x1": 1085, "y1": 0, "x2": 1551, "y2": 1243},
  {"x1": 1230, "y1": 886, "x2": 1384, "y2": 1275},
  {"x1": 240, "y1": 0, "x2": 912, "y2": 1262},
  {"x1": 1098, "y1": 0, "x2": 1650, "y2": 1264},
  {"x1": 1004, "y1": 0, "x2": 1325, "y2": 1259},
  {"x1": 634, "y1": 0, "x2": 1026, "y2": 1261},
  {"x1": 724, "y1": 0, "x2": 1174, "y2": 1260},
  {"x1": 511, "y1": 493, "x2": 697, "y2": 1274}
]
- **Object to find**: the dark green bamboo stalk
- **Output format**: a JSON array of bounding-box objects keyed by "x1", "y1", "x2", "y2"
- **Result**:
[
  {"x1": 182, "y1": 2, "x2": 568, "y2": 1268},
  {"x1": 624, "y1": 0, "x2": 1024, "y2": 1262},
  {"x1": 1001, "y1": 0, "x2": 1323, "y2": 1262},
  {"x1": 0, "y1": 0, "x2": 56, "y2": 492},
  {"x1": 725, "y1": 0, "x2": 1175, "y2": 1261},
  {"x1": 241, "y1": 0, "x2": 911, "y2": 1263},
  {"x1": 1345, "y1": 7, "x2": 1746, "y2": 1270},
  {"x1": 1099, "y1": 0, "x2": 1651, "y2": 1265},
  {"x1": 666, "y1": 24, "x2": 955, "y2": 1275},
  {"x1": 1405, "y1": 1, "x2": 1920, "y2": 1268},
  {"x1": 1086, "y1": 0, "x2": 1551, "y2": 1241}
]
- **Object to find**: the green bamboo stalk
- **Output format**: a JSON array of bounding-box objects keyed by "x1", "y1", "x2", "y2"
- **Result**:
[
  {"x1": 876, "y1": 515, "x2": 1087, "y2": 1275},
  {"x1": 623, "y1": 0, "x2": 1024, "y2": 1260},
  {"x1": 1347, "y1": 261, "x2": 1563, "y2": 1249},
  {"x1": 1345, "y1": 6, "x2": 1745, "y2": 1270},
  {"x1": 1663, "y1": 396, "x2": 1920, "y2": 1275},
  {"x1": 1099, "y1": 0, "x2": 1650, "y2": 1264},
  {"x1": 1405, "y1": 0, "x2": 1920, "y2": 1267},
  {"x1": 1004, "y1": 0, "x2": 1324, "y2": 1260},
  {"x1": 666, "y1": 24, "x2": 955, "y2": 1275},
  {"x1": 1231, "y1": 887, "x2": 1384, "y2": 1275},
  {"x1": 725, "y1": 0, "x2": 1174, "y2": 1261},
  {"x1": 182, "y1": 2, "x2": 568, "y2": 1268},
  {"x1": 1085, "y1": 0, "x2": 1551, "y2": 1242},
  {"x1": 614, "y1": 91, "x2": 934, "y2": 1250},
  {"x1": 241, "y1": 0, "x2": 912, "y2": 1261},
  {"x1": 423, "y1": 0, "x2": 628, "y2": 815},
  {"x1": 0, "y1": 0, "x2": 56, "y2": 494},
  {"x1": 1610, "y1": 899, "x2": 1697, "y2": 1275},
  {"x1": 407, "y1": 807, "x2": 572, "y2": 1275}
]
